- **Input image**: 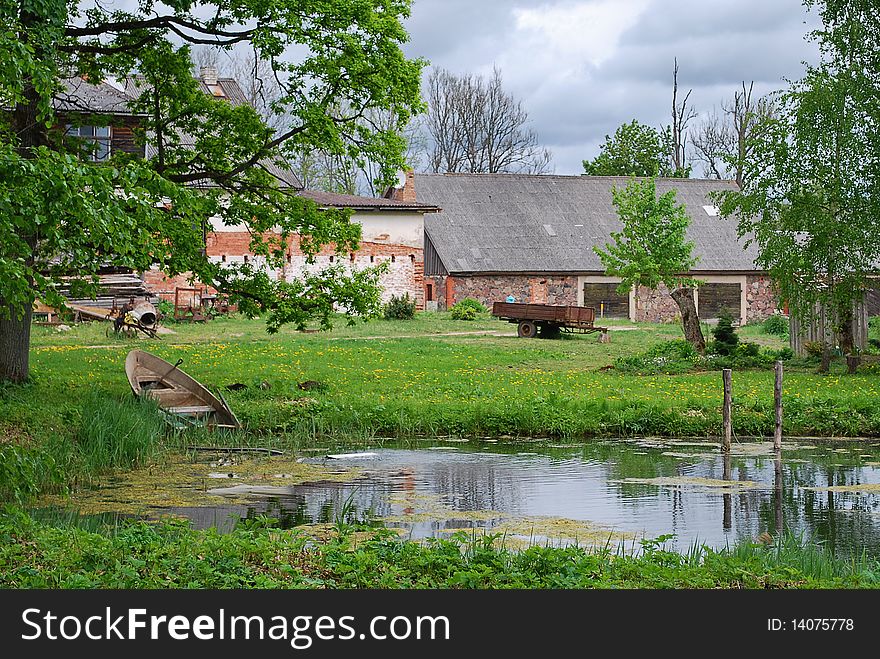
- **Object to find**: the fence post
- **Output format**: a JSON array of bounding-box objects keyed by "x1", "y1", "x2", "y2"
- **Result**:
[
  {"x1": 774, "y1": 360, "x2": 783, "y2": 452},
  {"x1": 722, "y1": 368, "x2": 732, "y2": 452}
]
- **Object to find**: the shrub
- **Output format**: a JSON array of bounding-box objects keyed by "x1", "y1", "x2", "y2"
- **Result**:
[
  {"x1": 711, "y1": 310, "x2": 740, "y2": 356},
  {"x1": 451, "y1": 298, "x2": 486, "y2": 321},
  {"x1": 762, "y1": 313, "x2": 789, "y2": 336},
  {"x1": 155, "y1": 299, "x2": 174, "y2": 318},
  {"x1": 803, "y1": 340, "x2": 824, "y2": 358},
  {"x1": 383, "y1": 294, "x2": 416, "y2": 320},
  {"x1": 774, "y1": 347, "x2": 794, "y2": 360},
  {"x1": 645, "y1": 339, "x2": 698, "y2": 360},
  {"x1": 736, "y1": 341, "x2": 760, "y2": 358}
]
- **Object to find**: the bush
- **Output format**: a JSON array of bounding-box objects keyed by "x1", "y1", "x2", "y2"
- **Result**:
[
  {"x1": 383, "y1": 294, "x2": 416, "y2": 320},
  {"x1": 736, "y1": 341, "x2": 760, "y2": 358},
  {"x1": 711, "y1": 310, "x2": 739, "y2": 356},
  {"x1": 451, "y1": 298, "x2": 486, "y2": 321},
  {"x1": 645, "y1": 339, "x2": 698, "y2": 360},
  {"x1": 762, "y1": 313, "x2": 789, "y2": 336},
  {"x1": 155, "y1": 299, "x2": 174, "y2": 318},
  {"x1": 804, "y1": 340, "x2": 824, "y2": 358},
  {"x1": 774, "y1": 347, "x2": 794, "y2": 360},
  {"x1": 614, "y1": 340, "x2": 699, "y2": 374}
]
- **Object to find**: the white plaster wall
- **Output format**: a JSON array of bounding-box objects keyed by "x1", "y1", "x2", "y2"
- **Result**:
[
  {"x1": 356, "y1": 211, "x2": 424, "y2": 248},
  {"x1": 208, "y1": 207, "x2": 425, "y2": 246}
]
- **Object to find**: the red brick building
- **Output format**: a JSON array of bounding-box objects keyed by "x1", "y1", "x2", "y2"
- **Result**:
[{"x1": 61, "y1": 72, "x2": 439, "y2": 310}]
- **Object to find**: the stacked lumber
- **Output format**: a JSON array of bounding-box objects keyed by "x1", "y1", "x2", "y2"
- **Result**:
[{"x1": 59, "y1": 272, "x2": 152, "y2": 310}]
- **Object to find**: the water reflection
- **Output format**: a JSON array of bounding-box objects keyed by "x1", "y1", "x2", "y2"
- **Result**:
[{"x1": 159, "y1": 440, "x2": 880, "y2": 557}]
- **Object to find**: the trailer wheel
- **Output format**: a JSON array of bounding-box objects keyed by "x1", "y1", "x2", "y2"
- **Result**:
[{"x1": 517, "y1": 320, "x2": 537, "y2": 338}]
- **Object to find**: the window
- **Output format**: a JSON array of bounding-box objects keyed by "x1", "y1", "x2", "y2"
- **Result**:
[
  {"x1": 391, "y1": 255, "x2": 396, "y2": 263},
  {"x1": 66, "y1": 124, "x2": 111, "y2": 161},
  {"x1": 329, "y1": 255, "x2": 334, "y2": 263},
  {"x1": 426, "y1": 283, "x2": 434, "y2": 302}
]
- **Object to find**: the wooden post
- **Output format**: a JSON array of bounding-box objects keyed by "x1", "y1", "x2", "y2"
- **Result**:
[
  {"x1": 774, "y1": 452, "x2": 783, "y2": 535},
  {"x1": 722, "y1": 451, "x2": 732, "y2": 531},
  {"x1": 722, "y1": 368, "x2": 732, "y2": 452},
  {"x1": 774, "y1": 360, "x2": 783, "y2": 452}
]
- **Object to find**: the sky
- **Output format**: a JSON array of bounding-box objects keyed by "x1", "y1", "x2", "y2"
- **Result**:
[{"x1": 399, "y1": 0, "x2": 822, "y2": 176}]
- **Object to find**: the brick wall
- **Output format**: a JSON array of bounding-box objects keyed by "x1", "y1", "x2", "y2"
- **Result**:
[
  {"x1": 632, "y1": 283, "x2": 681, "y2": 322},
  {"x1": 424, "y1": 273, "x2": 779, "y2": 323},
  {"x1": 149, "y1": 231, "x2": 425, "y2": 309},
  {"x1": 425, "y1": 274, "x2": 579, "y2": 310},
  {"x1": 745, "y1": 275, "x2": 778, "y2": 322},
  {"x1": 142, "y1": 269, "x2": 214, "y2": 302}
]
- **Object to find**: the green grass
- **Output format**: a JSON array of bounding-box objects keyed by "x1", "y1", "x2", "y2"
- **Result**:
[
  {"x1": 1, "y1": 510, "x2": 877, "y2": 588},
  {"x1": 20, "y1": 315, "x2": 877, "y2": 438},
  {"x1": 3, "y1": 311, "x2": 877, "y2": 502}
]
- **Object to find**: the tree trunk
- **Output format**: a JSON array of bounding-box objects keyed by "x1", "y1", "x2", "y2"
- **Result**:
[
  {"x1": 819, "y1": 345, "x2": 831, "y2": 373},
  {"x1": 670, "y1": 286, "x2": 705, "y2": 354},
  {"x1": 836, "y1": 302, "x2": 854, "y2": 356},
  {"x1": 1, "y1": 8, "x2": 49, "y2": 384},
  {"x1": 0, "y1": 303, "x2": 33, "y2": 383}
]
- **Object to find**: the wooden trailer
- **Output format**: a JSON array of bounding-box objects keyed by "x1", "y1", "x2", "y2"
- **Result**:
[{"x1": 492, "y1": 302, "x2": 608, "y2": 339}]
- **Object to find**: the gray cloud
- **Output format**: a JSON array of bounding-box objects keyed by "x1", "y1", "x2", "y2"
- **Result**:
[{"x1": 401, "y1": 0, "x2": 822, "y2": 175}]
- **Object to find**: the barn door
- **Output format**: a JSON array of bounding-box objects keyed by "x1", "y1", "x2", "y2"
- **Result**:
[{"x1": 582, "y1": 282, "x2": 629, "y2": 318}]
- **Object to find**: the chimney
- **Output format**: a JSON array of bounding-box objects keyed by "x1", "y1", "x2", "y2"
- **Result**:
[
  {"x1": 200, "y1": 66, "x2": 218, "y2": 86},
  {"x1": 388, "y1": 169, "x2": 416, "y2": 203}
]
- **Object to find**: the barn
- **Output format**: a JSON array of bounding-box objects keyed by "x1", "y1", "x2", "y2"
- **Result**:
[{"x1": 388, "y1": 172, "x2": 778, "y2": 323}]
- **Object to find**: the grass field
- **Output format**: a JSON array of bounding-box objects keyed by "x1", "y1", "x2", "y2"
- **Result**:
[
  {"x1": 3, "y1": 311, "x2": 880, "y2": 588},
  {"x1": 15, "y1": 312, "x2": 880, "y2": 445}
]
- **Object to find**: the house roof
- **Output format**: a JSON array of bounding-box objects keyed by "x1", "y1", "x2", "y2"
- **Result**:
[
  {"x1": 51, "y1": 75, "x2": 438, "y2": 213},
  {"x1": 54, "y1": 77, "x2": 138, "y2": 115},
  {"x1": 416, "y1": 173, "x2": 760, "y2": 274},
  {"x1": 296, "y1": 189, "x2": 439, "y2": 212}
]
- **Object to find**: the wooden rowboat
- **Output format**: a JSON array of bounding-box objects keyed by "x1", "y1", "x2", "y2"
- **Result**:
[{"x1": 125, "y1": 350, "x2": 240, "y2": 429}]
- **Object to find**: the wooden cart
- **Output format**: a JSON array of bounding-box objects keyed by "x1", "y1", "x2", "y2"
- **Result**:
[{"x1": 492, "y1": 302, "x2": 608, "y2": 339}]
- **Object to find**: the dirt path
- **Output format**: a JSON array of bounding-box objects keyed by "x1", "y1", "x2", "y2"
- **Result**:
[{"x1": 38, "y1": 324, "x2": 651, "y2": 349}]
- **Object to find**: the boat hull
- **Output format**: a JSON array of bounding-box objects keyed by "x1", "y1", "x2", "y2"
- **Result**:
[{"x1": 125, "y1": 350, "x2": 240, "y2": 428}]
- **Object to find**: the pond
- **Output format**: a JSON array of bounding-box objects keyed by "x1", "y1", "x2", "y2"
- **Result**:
[{"x1": 47, "y1": 437, "x2": 880, "y2": 557}]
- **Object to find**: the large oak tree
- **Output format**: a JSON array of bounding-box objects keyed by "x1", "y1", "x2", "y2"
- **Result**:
[{"x1": 0, "y1": 0, "x2": 424, "y2": 382}]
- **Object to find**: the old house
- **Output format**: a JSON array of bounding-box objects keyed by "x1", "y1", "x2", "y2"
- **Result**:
[
  {"x1": 388, "y1": 172, "x2": 777, "y2": 323},
  {"x1": 57, "y1": 71, "x2": 438, "y2": 310}
]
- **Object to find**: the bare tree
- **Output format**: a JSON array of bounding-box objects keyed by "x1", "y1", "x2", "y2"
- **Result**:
[
  {"x1": 691, "y1": 107, "x2": 734, "y2": 179},
  {"x1": 669, "y1": 58, "x2": 696, "y2": 177},
  {"x1": 192, "y1": 46, "x2": 287, "y2": 131},
  {"x1": 192, "y1": 47, "x2": 423, "y2": 196},
  {"x1": 425, "y1": 66, "x2": 553, "y2": 174},
  {"x1": 690, "y1": 81, "x2": 776, "y2": 186}
]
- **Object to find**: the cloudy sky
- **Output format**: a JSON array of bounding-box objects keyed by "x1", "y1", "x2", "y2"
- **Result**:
[{"x1": 400, "y1": 0, "x2": 821, "y2": 176}]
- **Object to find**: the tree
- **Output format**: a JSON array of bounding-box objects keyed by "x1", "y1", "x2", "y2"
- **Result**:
[
  {"x1": 583, "y1": 120, "x2": 676, "y2": 177},
  {"x1": 424, "y1": 66, "x2": 553, "y2": 174},
  {"x1": 716, "y1": 1, "x2": 880, "y2": 368},
  {"x1": 0, "y1": 0, "x2": 424, "y2": 382},
  {"x1": 691, "y1": 82, "x2": 776, "y2": 186},
  {"x1": 595, "y1": 178, "x2": 705, "y2": 353},
  {"x1": 668, "y1": 58, "x2": 695, "y2": 178}
]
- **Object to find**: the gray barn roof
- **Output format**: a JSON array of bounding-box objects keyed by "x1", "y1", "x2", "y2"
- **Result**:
[{"x1": 416, "y1": 173, "x2": 760, "y2": 274}]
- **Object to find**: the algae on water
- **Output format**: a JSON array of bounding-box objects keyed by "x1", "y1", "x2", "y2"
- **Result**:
[{"x1": 39, "y1": 451, "x2": 361, "y2": 515}]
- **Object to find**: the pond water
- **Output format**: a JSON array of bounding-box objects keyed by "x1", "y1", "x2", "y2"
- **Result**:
[{"x1": 139, "y1": 438, "x2": 880, "y2": 556}]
